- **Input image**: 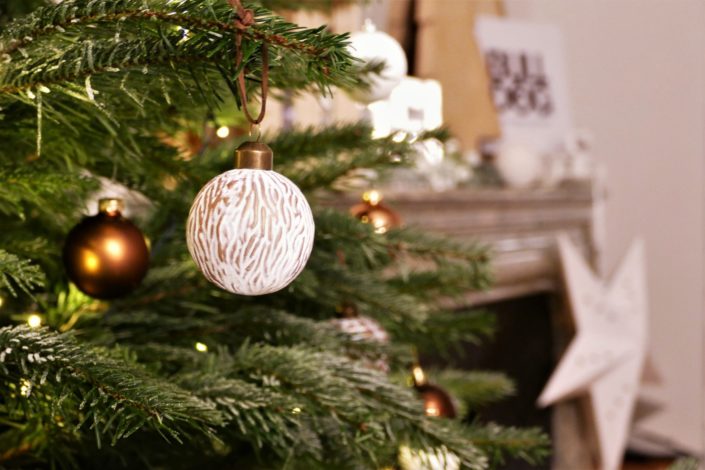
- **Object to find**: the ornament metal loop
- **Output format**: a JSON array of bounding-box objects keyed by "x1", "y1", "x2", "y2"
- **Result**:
[
  {"x1": 249, "y1": 123, "x2": 261, "y2": 141},
  {"x1": 411, "y1": 363, "x2": 428, "y2": 387},
  {"x1": 98, "y1": 198, "x2": 124, "y2": 216},
  {"x1": 235, "y1": 141, "x2": 273, "y2": 170}
]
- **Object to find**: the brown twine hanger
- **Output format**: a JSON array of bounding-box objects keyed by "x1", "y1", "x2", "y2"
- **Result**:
[{"x1": 228, "y1": 0, "x2": 268, "y2": 131}]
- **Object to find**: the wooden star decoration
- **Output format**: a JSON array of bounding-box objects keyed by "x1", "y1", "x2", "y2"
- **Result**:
[{"x1": 538, "y1": 235, "x2": 648, "y2": 470}]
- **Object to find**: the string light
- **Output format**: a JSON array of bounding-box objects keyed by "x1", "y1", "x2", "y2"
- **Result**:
[
  {"x1": 0, "y1": 296, "x2": 4, "y2": 308},
  {"x1": 194, "y1": 342, "x2": 208, "y2": 352},
  {"x1": 362, "y1": 190, "x2": 382, "y2": 206},
  {"x1": 216, "y1": 126, "x2": 230, "y2": 139},
  {"x1": 412, "y1": 364, "x2": 426, "y2": 385},
  {"x1": 27, "y1": 314, "x2": 42, "y2": 328},
  {"x1": 19, "y1": 378, "x2": 31, "y2": 397},
  {"x1": 291, "y1": 407, "x2": 302, "y2": 414}
]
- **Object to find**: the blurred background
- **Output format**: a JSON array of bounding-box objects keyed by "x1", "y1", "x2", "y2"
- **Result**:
[{"x1": 272, "y1": 0, "x2": 704, "y2": 467}]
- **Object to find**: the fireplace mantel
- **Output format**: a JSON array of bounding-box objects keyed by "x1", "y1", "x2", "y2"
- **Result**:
[{"x1": 327, "y1": 184, "x2": 602, "y2": 306}]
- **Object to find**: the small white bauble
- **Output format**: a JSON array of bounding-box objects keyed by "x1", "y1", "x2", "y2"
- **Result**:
[
  {"x1": 347, "y1": 19, "x2": 408, "y2": 104},
  {"x1": 494, "y1": 141, "x2": 542, "y2": 189},
  {"x1": 186, "y1": 142, "x2": 314, "y2": 296}
]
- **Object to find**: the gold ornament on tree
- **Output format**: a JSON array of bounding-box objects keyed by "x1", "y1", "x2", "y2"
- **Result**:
[
  {"x1": 350, "y1": 190, "x2": 401, "y2": 234},
  {"x1": 63, "y1": 198, "x2": 150, "y2": 299},
  {"x1": 186, "y1": 1, "x2": 314, "y2": 296}
]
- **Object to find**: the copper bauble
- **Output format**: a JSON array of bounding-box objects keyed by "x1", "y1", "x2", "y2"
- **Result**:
[
  {"x1": 412, "y1": 364, "x2": 457, "y2": 419},
  {"x1": 350, "y1": 190, "x2": 401, "y2": 234},
  {"x1": 63, "y1": 198, "x2": 150, "y2": 299},
  {"x1": 417, "y1": 383, "x2": 457, "y2": 418}
]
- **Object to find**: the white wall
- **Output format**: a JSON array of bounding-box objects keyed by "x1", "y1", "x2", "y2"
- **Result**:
[{"x1": 505, "y1": 0, "x2": 705, "y2": 453}]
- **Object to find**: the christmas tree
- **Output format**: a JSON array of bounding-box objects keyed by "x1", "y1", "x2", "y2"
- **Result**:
[{"x1": 0, "y1": 1, "x2": 549, "y2": 468}]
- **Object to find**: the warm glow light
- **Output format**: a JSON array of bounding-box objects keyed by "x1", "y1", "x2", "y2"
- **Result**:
[
  {"x1": 0, "y1": 296, "x2": 4, "y2": 308},
  {"x1": 195, "y1": 342, "x2": 208, "y2": 352},
  {"x1": 83, "y1": 251, "x2": 100, "y2": 273},
  {"x1": 362, "y1": 190, "x2": 382, "y2": 206},
  {"x1": 27, "y1": 314, "x2": 41, "y2": 328},
  {"x1": 392, "y1": 131, "x2": 407, "y2": 143},
  {"x1": 291, "y1": 407, "x2": 302, "y2": 414},
  {"x1": 412, "y1": 365, "x2": 426, "y2": 385},
  {"x1": 373, "y1": 219, "x2": 388, "y2": 234},
  {"x1": 216, "y1": 126, "x2": 230, "y2": 139},
  {"x1": 424, "y1": 402, "x2": 441, "y2": 417},
  {"x1": 20, "y1": 378, "x2": 31, "y2": 397},
  {"x1": 104, "y1": 239, "x2": 124, "y2": 259}
]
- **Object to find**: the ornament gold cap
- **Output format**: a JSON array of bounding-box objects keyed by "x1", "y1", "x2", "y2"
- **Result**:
[
  {"x1": 98, "y1": 198, "x2": 124, "y2": 216},
  {"x1": 362, "y1": 190, "x2": 382, "y2": 206},
  {"x1": 412, "y1": 363, "x2": 428, "y2": 387},
  {"x1": 235, "y1": 141, "x2": 273, "y2": 170}
]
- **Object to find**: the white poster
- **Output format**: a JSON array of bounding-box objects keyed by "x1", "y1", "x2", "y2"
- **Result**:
[{"x1": 475, "y1": 16, "x2": 573, "y2": 154}]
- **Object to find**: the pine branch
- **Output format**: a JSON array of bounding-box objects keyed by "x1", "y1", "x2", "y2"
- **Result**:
[
  {"x1": 271, "y1": 125, "x2": 453, "y2": 192},
  {"x1": 412, "y1": 310, "x2": 496, "y2": 356},
  {"x1": 0, "y1": 166, "x2": 96, "y2": 225},
  {"x1": 464, "y1": 423, "x2": 551, "y2": 467},
  {"x1": 0, "y1": 1, "x2": 358, "y2": 94},
  {"x1": 431, "y1": 370, "x2": 515, "y2": 410},
  {"x1": 0, "y1": 251, "x2": 45, "y2": 297},
  {"x1": 0, "y1": 326, "x2": 223, "y2": 455},
  {"x1": 228, "y1": 343, "x2": 490, "y2": 469},
  {"x1": 313, "y1": 209, "x2": 491, "y2": 275},
  {"x1": 669, "y1": 458, "x2": 700, "y2": 470}
]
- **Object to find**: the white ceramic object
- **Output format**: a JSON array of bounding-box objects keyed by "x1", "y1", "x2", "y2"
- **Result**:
[
  {"x1": 494, "y1": 141, "x2": 542, "y2": 188},
  {"x1": 347, "y1": 20, "x2": 408, "y2": 104},
  {"x1": 187, "y1": 169, "x2": 315, "y2": 296}
]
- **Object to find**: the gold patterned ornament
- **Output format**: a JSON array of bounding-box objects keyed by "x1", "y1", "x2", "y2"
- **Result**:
[
  {"x1": 186, "y1": 142, "x2": 315, "y2": 296},
  {"x1": 63, "y1": 198, "x2": 150, "y2": 299},
  {"x1": 350, "y1": 190, "x2": 401, "y2": 234}
]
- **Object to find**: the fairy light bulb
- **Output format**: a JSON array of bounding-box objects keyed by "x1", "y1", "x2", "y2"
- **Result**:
[
  {"x1": 216, "y1": 126, "x2": 230, "y2": 139},
  {"x1": 27, "y1": 314, "x2": 41, "y2": 328}
]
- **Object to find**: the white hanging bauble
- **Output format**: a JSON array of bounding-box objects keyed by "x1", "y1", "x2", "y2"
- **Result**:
[
  {"x1": 186, "y1": 142, "x2": 315, "y2": 296},
  {"x1": 347, "y1": 19, "x2": 408, "y2": 104}
]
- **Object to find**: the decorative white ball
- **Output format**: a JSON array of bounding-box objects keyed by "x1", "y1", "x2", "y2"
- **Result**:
[
  {"x1": 495, "y1": 141, "x2": 542, "y2": 188},
  {"x1": 186, "y1": 169, "x2": 315, "y2": 296},
  {"x1": 348, "y1": 21, "x2": 408, "y2": 104}
]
